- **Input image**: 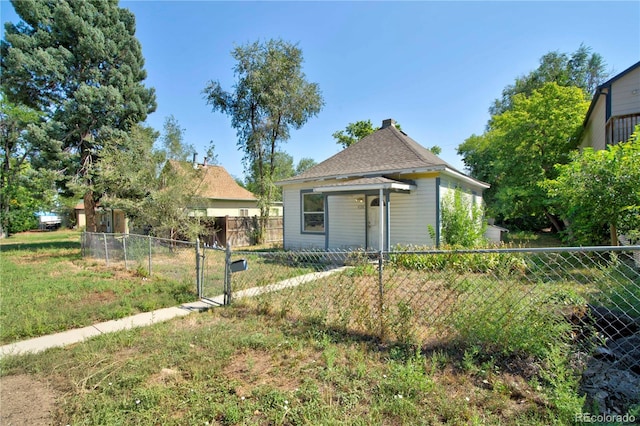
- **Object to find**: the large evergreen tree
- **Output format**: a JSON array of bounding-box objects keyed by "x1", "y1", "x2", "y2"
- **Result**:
[{"x1": 1, "y1": 0, "x2": 156, "y2": 232}]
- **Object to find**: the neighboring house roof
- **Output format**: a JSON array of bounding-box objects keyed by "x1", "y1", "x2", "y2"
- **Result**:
[
  {"x1": 167, "y1": 160, "x2": 257, "y2": 201},
  {"x1": 278, "y1": 119, "x2": 488, "y2": 188},
  {"x1": 583, "y1": 61, "x2": 640, "y2": 126}
]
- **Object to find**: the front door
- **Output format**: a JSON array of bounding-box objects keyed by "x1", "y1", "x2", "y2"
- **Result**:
[{"x1": 367, "y1": 196, "x2": 383, "y2": 250}]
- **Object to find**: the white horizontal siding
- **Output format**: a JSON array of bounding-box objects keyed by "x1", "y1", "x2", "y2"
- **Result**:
[
  {"x1": 389, "y1": 178, "x2": 437, "y2": 247},
  {"x1": 582, "y1": 97, "x2": 607, "y2": 150},
  {"x1": 327, "y1": 195, "x2": 365, "y2": 249}
]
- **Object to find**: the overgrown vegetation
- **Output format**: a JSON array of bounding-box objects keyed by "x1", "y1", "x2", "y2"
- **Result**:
[
  {"x1": 437, "y1": 187, "x2": 487, "y2": 248},
  {"x1": 546, "y1": 125, "x2": 640, "y2": 246},
  {"x1": 1, "y1": 301, "x2": 584, "y2": 425}
]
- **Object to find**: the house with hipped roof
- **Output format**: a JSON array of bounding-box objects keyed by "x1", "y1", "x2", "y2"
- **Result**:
[
  {"x1": 277, "y1": 119, "x2": 490, "y2": 251},
  {"x1": 166, "y1": 158, "x2": 282, "y2": 218}
]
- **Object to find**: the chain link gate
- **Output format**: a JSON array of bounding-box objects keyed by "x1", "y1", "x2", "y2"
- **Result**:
[{"x1": 196, "y1": 241, "x2": 228, "y2": 305}]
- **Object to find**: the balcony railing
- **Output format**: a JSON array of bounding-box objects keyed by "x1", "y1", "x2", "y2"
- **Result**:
[{"x1": 606, "y1": 113, "x2": 640, "y2": 145}]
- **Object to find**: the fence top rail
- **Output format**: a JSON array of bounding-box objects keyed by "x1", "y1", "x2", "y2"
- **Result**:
[
  {"x1": 389, "y1": 245, "x2": 640, "y2": 255},
  {"x1": 230, "y1": 245, "x2": 640, "y2": 256},
  {"x1": 83, "y1": 232, "x2": 196, "y2": 246}
]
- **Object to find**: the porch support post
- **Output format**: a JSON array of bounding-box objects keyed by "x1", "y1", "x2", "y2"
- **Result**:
[
  {"x1": 379, "y1": 188, "x2": 384, "y2": 253},
  {"x1": 385, "y1": 190, "x2": 390, "y2": 252}
]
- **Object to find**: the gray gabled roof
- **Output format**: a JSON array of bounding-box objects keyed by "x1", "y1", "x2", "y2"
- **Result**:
[{"x1": 280, "y1": 123, "x2": 452, "y2": 183}]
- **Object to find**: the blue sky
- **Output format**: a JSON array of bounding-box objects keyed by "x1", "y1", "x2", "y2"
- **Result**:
[{"x1": 2, "y1": 1, "x2": 639, "y2": 180}]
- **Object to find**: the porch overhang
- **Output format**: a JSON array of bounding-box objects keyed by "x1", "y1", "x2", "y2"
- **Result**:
[{"x1": 312, "y1": 177, "x2": 415, "y2": 194}]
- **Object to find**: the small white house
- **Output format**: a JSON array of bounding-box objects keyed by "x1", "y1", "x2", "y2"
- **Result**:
[{"x1": 277, "y1": 119, "x2": 490, "y2": 251}]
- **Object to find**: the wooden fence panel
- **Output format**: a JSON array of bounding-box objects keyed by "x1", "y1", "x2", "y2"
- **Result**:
[{"x1": 200, "y1": 216, "x2": 283, "y2": 248}]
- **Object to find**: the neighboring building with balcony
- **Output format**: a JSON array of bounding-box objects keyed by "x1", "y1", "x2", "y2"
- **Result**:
[{"x1": 580, "y1": 61, "x2": 640, "y2": 150}]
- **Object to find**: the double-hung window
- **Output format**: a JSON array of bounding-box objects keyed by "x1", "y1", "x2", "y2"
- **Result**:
[{"x1": 302, "y1": 191, "x2": 324, "y2": 233}]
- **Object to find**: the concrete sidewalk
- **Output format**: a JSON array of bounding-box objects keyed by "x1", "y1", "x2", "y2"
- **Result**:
[
  {"x1": 0, "y1": 267, "x2": 347, "y2": 359},
  {"x1": 0, "y1": 299, "x2": 221, "y2": 359}
]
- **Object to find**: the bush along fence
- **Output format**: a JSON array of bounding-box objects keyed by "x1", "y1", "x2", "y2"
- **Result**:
[{"x1": 82, "y1": 232, "x2": 640, "y2": 417}]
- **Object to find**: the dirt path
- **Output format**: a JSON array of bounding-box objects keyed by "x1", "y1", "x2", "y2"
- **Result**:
[{"x1": 0, "y1": 375, "x2": 56, "y2": 425}]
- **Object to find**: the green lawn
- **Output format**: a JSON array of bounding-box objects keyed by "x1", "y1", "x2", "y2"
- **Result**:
[{"x1": 0, "y1": 230, "x2": 196, "y2": 344}]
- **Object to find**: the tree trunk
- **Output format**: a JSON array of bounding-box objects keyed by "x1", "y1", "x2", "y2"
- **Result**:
[
  {"x1": 545, "y1": 211, "x2": 565, "y2": 234},
  {"x1": 610, "y1": 224, "x2": 618, "y2": 246},
  {"x1": 84, "y1": 191, "x2": 98, "y2": 232}
]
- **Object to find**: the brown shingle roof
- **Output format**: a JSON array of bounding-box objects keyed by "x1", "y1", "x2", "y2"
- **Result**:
[
  {"x1": 168, "y1": 160, "x2": 257, "y2": 201},
  {"x1": 279, "y1": 123, "x2": 452, "y2": 183}
]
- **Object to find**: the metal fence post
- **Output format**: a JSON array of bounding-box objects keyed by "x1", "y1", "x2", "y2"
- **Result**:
[
  {"x1": 103, "y1": 233, "x2": 109, "y2": 266},
  {"x1": 122, "y1": 234, "x2": 128, "y2": 270},
  {"x1": 148, "y1": 235, "x2": 152, "y2": 276},
  {"x1": 378, "y1": 250, "x2": 385, "y2": 341},
  {"x1": 224, "y1": 242, "x2": 232, "y2": 306},
  {"x1": 196, "y1": 237, "x2": 202, "y2": 299}
]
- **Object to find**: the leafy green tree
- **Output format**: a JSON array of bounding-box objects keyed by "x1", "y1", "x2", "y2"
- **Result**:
[
  {"x1": 245, "y1": 151, "x2": 294, "y2": 201},
  {"x1": 143, "y1": 161, "x2": 205, "y2": 240},
  {"x1": 459, "y1": 83, "x2": 589, "y2": 231},
  {"x1": 97, "y1": 124, "x2": 208, "y2": 240},
  {"x1": 546, "y1": 127, "x2": 640, "y2": 245},
  {"x1": 1, "y1": 0, "x2": 156, "y2": 232},
  {"x1": 333, "y1": 119, "x2": 441, "y2": 154},
  {"x1": 439, "y1": 188, "x2": 486, "y2": 248},
  {"x1": 489, "y1": 44, "x2": 607, "y2": 116},
  {"x1": 161, "y1": 115, "x2": 195, "y2": 161},
  {"x1": 0, "y1": 97, "x2": 45, "y2": 235},
  {"x1": 96, "y1": 124, "x2": 162, "y2": 213},
  {"x1": 203, "y1": 38, "x2": 323, "y2": 240},
  {"x1": 333, "y1": 120, "x2": 377, "y2": 148},
  {"x1": 295, "y1": 157, "x2": 317, "y2": 174},
  {"x1": 429, "y1": 145, "x2": 442, "y2": 155},
  {"x1": 205, "y1": 140, "x2": 219, "y2": 166}
]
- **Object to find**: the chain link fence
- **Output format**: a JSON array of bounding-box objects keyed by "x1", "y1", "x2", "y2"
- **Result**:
[
  {"x1": 228, "y1": 245, "x2": 640, "y2": 415},
  {"x1": 82, "y1": 233, "x2": 639, "y2": 414},
  {"x1": 82, "y1": 232, "x2": 198, "y2": 285}
]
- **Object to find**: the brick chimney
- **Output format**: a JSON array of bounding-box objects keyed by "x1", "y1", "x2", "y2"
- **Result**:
[{"x1": 381, "y1": 118, "x2": 396, "y2": 129}]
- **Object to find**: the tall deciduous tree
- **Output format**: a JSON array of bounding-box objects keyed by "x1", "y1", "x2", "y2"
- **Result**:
[
  {"x1": 203, "y1": 39, "x2": 323, "y2": 237},
  {"x1": 161, "y1": 115, "x2": 195, "y2": 161},
  {"x1": 245, "y1": 153, "x2": 317, "y2": 201},
  {"x1": 459, "y1": 83, "x2": 589, "y2": 231},
  {"x1": 489, "y1": 45, "x2": 607, "y2": 116},
  {"x1": 1, "y1": 0, "x2": 156, "y2": 232}
]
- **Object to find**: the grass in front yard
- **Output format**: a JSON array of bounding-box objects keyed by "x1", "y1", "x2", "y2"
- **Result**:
[
  {"x1": 0, "y1": 230, "x2": 196, "y2": 344},
  {"x1": 0, "y1": 304, "x2": 563, "y2": 425}
]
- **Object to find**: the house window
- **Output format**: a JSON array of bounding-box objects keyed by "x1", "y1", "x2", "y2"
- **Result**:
[
  {"x1": 302, "y1": 192, "x2": 324, "y2": 233},
  {"x1": 239, "y1": 208, "x2": 249, "y2": 217}
]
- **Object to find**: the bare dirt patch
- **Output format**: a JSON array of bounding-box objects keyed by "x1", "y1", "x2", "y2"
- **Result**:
[
  {"x1": 223, "y1": 349, "x2": 312, "y2": 397},
  {"x1": 0, "y1": 374, "x2": 58, "y2": 426}
]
